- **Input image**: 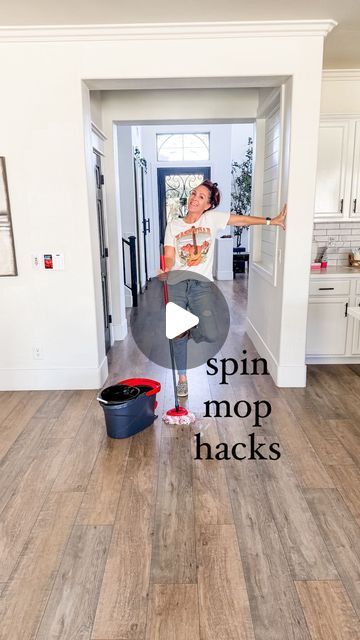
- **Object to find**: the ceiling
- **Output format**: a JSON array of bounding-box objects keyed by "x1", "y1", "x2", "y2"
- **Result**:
[{"x1": 1, "y1": 0, "x2": 360, "y2": 68}]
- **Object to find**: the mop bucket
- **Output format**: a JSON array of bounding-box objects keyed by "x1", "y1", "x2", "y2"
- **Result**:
[{"x1": 97, "y1": 377, "x2": 161, "y2": 439}]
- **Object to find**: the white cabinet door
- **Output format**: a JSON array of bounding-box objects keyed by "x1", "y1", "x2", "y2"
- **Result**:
[
  {"x1": 306, "y1": 297, "x2": 349, "y2": 355},
  {"x1": 314, "y1": 120, "x2": 353, "y2": 220},
  {"x1": 351, "y1": 295, "x2": 360, "y2": 354},
  {"x1": 350, "y1": 121, "x2": 360, "y2": 219}
]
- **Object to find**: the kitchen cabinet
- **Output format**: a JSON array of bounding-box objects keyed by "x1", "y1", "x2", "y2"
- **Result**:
[
  {"x1": 352, "y1": 295, "x2": 360, "y2": 355},
  {"x1": 314, "y1": 118, "x2": 360, "y2": 221},
  {"x1": 352, "y1": 122, "x2": 360, "y2": 218},
  {"x1": 306, "y1": 297, "x2": 349, "y2": 356},
  {"x1": 306, "y1": 272, "x2": 360, "y2": 363},
  {"x1": 309, "y1": 279, "x2": 350, "y2": 296}
]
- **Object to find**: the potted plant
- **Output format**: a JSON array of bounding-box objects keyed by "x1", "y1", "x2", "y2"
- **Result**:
[{"x1": 231, "y1": 137, "x2": 253, "y2": 248}]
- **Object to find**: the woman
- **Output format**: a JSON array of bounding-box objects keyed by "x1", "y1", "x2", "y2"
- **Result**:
[{"x1": 161, "y1": 179, "x2": 287, "y2": 397}]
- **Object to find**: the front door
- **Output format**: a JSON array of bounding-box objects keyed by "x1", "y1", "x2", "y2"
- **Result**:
[
  {"x1": 94, "y1": 152, "x2": 111, "y2": 353},
  {"x1": 157, "y1": 167, "x2": 211, "y2": 244}
]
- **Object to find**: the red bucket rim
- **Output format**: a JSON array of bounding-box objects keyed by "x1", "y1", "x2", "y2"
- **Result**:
[{"x1": 118, "y1": 377, "x2": 161, "y2": 396}]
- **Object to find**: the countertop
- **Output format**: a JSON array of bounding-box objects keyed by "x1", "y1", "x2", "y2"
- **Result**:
[{"x1": 310, "y1": 266, "x2": 360, "y2": 278}]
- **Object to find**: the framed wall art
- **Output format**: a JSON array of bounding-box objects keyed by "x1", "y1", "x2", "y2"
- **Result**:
[{"x1": 0, "y1": 157, "x2": 17, "y2": 276}]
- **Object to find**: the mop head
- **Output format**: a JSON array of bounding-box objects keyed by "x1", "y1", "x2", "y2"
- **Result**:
[{"x1": 162, "y1": 406, "x2": 196, "y2": 425}]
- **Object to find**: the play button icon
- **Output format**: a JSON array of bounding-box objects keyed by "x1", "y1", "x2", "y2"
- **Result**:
[
  {"x1": 129, "y1": 270, "x2": 230, "y2": 371},
  {"x1": 166, "y1": 302, "x2": 199, "y2": 339}
]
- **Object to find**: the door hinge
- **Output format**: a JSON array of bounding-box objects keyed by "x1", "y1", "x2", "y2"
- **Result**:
[
  {"x1": 100, "y1": 174, "x2": 105, "y2": 185},
  {"x1": 104, "y1": 247, "x2": 109, "y2": 258},
  {"x1": 108, "y1": 314, "x2": 112, "y2": 324}
]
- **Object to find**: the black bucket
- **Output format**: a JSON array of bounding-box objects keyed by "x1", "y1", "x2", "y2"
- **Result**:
[{"x1": 97, "y1": 378, "x2": 161, "y2": 439}]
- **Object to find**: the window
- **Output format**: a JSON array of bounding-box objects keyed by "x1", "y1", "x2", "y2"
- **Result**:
[{"x1": 157, "y1": 133, "x2": 210, "y2": 162}]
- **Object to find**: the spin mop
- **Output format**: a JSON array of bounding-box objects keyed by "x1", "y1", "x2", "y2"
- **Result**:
[{"x1": 160, "y1": 252, "x2": 196, "y2": 425}]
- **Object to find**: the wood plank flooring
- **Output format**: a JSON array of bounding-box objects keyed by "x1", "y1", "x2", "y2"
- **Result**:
[{"x1": 1, "y1": 275, "x2": 360, "y2": 639}]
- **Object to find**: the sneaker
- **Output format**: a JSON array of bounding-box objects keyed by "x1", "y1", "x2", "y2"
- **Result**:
[{"x1": 176, "y1": 380, "x2": 188, "y2": 397}]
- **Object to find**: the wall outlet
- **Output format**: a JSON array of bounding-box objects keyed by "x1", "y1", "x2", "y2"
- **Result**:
[{"x1": 33, "y1": 345, "x2": 43, "y2": 360}]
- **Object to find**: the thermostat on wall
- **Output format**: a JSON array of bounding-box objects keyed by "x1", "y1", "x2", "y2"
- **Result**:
[{"x1": 44, "y1": 254, "x2": 53, "y2": 269}]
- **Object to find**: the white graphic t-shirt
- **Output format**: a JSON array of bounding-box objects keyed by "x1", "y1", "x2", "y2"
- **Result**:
[{"x1": 164, "y1": 210, "x2": 231, "y2": 281}]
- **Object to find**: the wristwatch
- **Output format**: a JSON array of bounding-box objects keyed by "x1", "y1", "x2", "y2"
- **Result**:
[{"x1": 265, "y1": 217, "x2": 271, "y2": 225}]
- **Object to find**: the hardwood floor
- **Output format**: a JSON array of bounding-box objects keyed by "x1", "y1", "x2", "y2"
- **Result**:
[{"x1": 1, "y1": 275, "x2": 360, "y2": 639}]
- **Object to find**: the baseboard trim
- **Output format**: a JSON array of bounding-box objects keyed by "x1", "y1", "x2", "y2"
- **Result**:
[
  {"x1": 214, "y1": 270, "x2": 234, "y2": 281},
  {"x1": 246, "y1": 317, "x2": 307, "y2": 387},
  {"x1": 246, "y1": 317, "x2": 278, "y2": 382},
  {"x1": 113, "y1": 318, "x2": 128, "y2": 341},
  {"x1": 0, "y1": 356, "x2": 109, "y2": 390},
  {"x1": 306, "y1": 355, "x2": 360, "y2": 364},
  {"x1": 275, "y1": 363, "x2": 307, "y2": 387}
]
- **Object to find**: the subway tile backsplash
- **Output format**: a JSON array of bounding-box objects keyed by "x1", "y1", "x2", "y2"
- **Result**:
[{"x1": 313, "y1": 221, "x2": 360, "y2": 266}]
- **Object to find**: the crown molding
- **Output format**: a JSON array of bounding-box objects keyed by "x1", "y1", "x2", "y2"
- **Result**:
[
  {"x1": 0, "y1": 20, "x2": 337, "y2": 43},
  {"x1": 322, "y1": 69, "x2": 360, "y2": 81},
  {"x1": 320, "y1": 113, "x2": 360, "y2": 119}
]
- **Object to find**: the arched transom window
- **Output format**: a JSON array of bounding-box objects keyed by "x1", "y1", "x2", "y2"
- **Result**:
[{"x1": 156, "y1": 133, "x2": 210, "y2": 162}]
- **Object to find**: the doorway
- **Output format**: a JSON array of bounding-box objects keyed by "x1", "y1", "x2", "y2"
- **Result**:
[
  {"x1": 94, "y1": 151, "x2": 111, "y2": 353},
  {"x1": 95, "y1": 81, "x2": 294, "y2": 383},
  {"x1": 115, "y1": 122, "x2": 254, "y2": 293},
  {"x1": 114, "y1": 121, "x2": 256, "y2": 311}
]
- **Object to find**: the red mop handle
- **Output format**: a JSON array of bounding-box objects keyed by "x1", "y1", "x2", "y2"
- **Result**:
[{"x1": 160, "y1": 254, "x2": 169, "y2": 305}]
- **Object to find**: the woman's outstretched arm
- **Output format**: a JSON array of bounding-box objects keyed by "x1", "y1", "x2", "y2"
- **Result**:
[{"x1": 228, "y1": 203, "x2": 287, "y2": 230}]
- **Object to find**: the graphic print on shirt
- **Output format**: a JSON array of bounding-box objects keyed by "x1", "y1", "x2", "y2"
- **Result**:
[{"x1": 175, "y1": 225, "x2": 211, "y2": 267}]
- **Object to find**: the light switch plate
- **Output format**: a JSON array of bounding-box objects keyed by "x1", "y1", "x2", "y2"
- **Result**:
[
  {"x1": 32, "y1": 254, "x2": 43, "y2": 269},
  {"x1": 53, "y1": 253, "x2": 65, "y2": 270}
]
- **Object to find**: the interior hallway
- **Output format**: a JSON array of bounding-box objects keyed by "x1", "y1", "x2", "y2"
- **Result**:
[{"x1": 0, "y1": 274, "x2": 360, "y2": 639}]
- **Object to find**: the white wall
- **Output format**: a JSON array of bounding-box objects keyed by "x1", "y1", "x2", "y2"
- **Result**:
[
  {"x1": 117, "y1": 126, "x2": 136, "y2": 237},
  {"x1": 102, "y1": 88, "x2": 258, "y2": 122},
  {"x1": 90, "y1": 90, "x2": 103, "y2": 130},
  {"x1": 253, "y1": 98, "x2": 281, "y2": 279},
  {"x1": 0, "y1": 23, "x2": 331, "y2": 389},
  {"x1": 116, "y1": 125, "x2": 136, "y2": 308},
  {"x1": 247, "y1": 64, "x2": 325, "y2": 387},
  {"x1": 247, "y1": 89, "x2": 285, "y2": 376},
  {"x1": 0, "y1": 68, "x2": 106, "y2": 390},
  {"x1": 320, "y1": 73, "x2": 360, "y2": 113}
]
